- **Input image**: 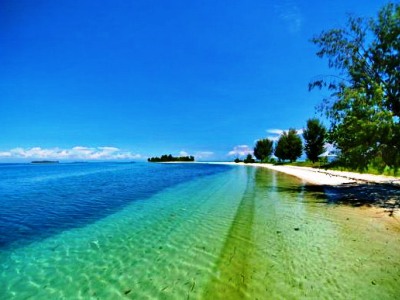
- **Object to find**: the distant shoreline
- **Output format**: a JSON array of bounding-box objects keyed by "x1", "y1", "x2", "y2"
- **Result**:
[{"x1": 31, "y1": 160, "x2": 59, "y2": 164}]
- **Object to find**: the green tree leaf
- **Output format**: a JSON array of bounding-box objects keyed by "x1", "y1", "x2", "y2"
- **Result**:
[
  {"x1": 303, "y1": 118, "x2": 327, "y2": 163},
  {"x1": 310, "y1": 2, "x2": 400, "y2": 171}
]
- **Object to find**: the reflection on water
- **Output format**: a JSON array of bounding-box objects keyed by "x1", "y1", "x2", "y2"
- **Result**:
[{"x1": 1, "y1": 166, "x2": 399, "y2": 299}]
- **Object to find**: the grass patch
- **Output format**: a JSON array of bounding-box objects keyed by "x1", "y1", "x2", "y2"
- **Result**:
[{"x1": 322, "y1": 163, "x2": 399, "y2": 177}]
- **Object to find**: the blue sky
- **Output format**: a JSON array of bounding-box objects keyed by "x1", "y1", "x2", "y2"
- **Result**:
[{"x1": 0, "y1": 0, "x2": 389, "y2": 162}]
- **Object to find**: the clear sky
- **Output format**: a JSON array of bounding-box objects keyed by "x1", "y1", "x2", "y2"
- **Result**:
[{"x1": 0, "y1": 0, "x2": 389, "y2": 162}]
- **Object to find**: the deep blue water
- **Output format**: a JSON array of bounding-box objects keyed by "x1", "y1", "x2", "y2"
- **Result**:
[{"x1": 0, "y1": 162, "x2": 231, "y2": 249}]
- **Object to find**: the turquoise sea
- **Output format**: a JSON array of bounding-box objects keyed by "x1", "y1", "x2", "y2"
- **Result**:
[{"x1": 1, "y1": 162, "x2": 399, "y2": 299}]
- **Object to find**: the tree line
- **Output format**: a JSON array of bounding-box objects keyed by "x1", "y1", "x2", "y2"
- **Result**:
[
  {"x1": 148, "y1": 154, "x2": 195, "y2": 162},
  {"x1": 310, "y1": 2, "x2": 399, "y2": 173},
  {"x1": 248, "y1": 118, "x2": 326, "y2": 164},
  {"x1": 242, "y1": 2, "x2": 399, "y2": 174}
]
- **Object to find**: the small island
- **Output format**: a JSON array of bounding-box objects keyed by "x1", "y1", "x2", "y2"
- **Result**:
[
  {"x1": 31, "y1": 160, "x2": 59, "y2": 164},
  {"x1": 147, "y1": 154, "x2": 195, "y2": 163}
]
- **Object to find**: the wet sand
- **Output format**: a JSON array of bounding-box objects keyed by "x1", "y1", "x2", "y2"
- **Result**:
[{"x1": 205, "y1": 162, "x2": 400, "y2": 220}]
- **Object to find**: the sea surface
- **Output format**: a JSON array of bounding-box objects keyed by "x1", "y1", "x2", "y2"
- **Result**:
[{"x1": 0, "y1": 162, "x2": 399, "y2": 299}]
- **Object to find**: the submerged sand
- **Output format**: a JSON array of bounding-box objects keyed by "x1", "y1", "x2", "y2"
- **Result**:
[
  {"x1": 3, "y1": 163, "x2": 399, "y2": 299},
  {"x1": 203, "y1": 162, "x2": 400, "y2": 219}
]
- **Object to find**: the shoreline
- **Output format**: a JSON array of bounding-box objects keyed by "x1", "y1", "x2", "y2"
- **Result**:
[
  {"x1": 201, "y1": 162, "x2": 400, "y2": 219},
  {"x1": 203, "y1": 162, "x2": 400, "y2": 187}
]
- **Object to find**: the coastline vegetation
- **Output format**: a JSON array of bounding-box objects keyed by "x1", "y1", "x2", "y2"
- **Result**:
[
  {"x1": 251, "y1": 121, "x2": 324, "y2": 164},
  {"x1": 310, "y1": 2, "x2": 400, "y2": 174},
  {"x1": 148, "y1": 154, "x2": 195, "y2": 162},
  {"x1": 274, "y1": 129, "x2": 303, "y2": 163},
  {"x1": 241, "y1": 2, "x2": 399, "y2": 176},
  {"x1": 243, "y1": 154, "x2": 255, "y2": 163},
  {"x1": 253, "y1": 139, "x2": 273, "y2": 162},
  {"x1": 234, "y1": 154, "x2": 256, "y2": 164},
  {"x1": 303, "y1": 118, "x2": 327, "y2": 163}
]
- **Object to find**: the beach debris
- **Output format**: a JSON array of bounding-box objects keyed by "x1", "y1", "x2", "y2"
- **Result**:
[
  {"x1": 124, "y1": 289, "x2": 132, "y2": 295},
  {"x1": 90, "y1": 240, "x2": 100, "y2": 250},
  {"x1": 49, "y1": 244, "x2": 60, "y2": 251},
  {"x1": 229, "y1": 246, "x2": 237, "y2": 263},
  {"x1": 191, "y1": 281, "x2": 196, "y2": 291}
]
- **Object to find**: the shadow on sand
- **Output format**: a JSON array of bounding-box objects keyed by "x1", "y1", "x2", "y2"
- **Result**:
[
  {"x1": 256, "y1": 168, "x2": 400, "y2": 216},
  {"x1": 324, "y1": 183, "x2": 400, "y2": 216}
]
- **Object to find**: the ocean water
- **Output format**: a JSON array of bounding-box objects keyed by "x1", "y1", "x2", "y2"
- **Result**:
[{"x1": 0, "y1": 163, "x2": 399, "y2": 299}]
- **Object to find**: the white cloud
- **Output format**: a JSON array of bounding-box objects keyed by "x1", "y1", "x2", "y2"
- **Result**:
[
  {"x1": 98, "y1": 146, "x2": 119, "y2": 153},
  {"x1": 0, "y1": 151, "x2": 12, "y2": 157},
  {"x1": 0, "y1": 146, "x2": 141, "y2": 161},
  {"x1": 266, "y1": 129, "x2": 284, "y2": 135},
  {"x1": 195, "y1": 151, "x2": 214, "y2": 159},
  {"x1": 179, "y1": 151, "x2": 189, "y2": 157},
  {"x1": 266, "y1": 128, "x2": 303, "y2": 141},
  {"x1": 228, "y1": 145, "x2": 253, "y2": 157},
  {"x1": 266, "y1": 129, "x2": 283, "y2": 141},
  {"x1": 274, "y1": 1, "x2": 303, "y2": 33},
  {"x1": 177, "y1": 150, "x2": 214, "y2": 160},
  {"x1": 267, "y1": 136, "x2": 280, "y2": 142},
  {"x1": 267, "y1": 129, "x2": 303, "y2": 142}
]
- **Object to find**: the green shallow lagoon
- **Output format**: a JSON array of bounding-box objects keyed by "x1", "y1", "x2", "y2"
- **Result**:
[{"x1": 1, "y1": 166, "x2": 399, "y2": 299}]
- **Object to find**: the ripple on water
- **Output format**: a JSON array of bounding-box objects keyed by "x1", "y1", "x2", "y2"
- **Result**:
[
  {"x1": 0, "y1": 168, "x2": 248, "y2": 299},
  {"x1": 203, "y1": 168, "x2": 400, "y2": 299},
  {"x1": 1, "y1": 166, "x2": 399, "y2": 299}
]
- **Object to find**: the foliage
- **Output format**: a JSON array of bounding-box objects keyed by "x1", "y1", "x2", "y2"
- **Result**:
[
  {"x1": 323, "y1": 159, "x2": 400, "y2": 177},
  {"x1": 285, "y1": 129, "x2": 303, "y2": 162},
  {"x1": 289, "y1": 161, "x2": 321, "y2": 167},
  {"x1": 148, "y1": 154, "x2": 195, "y2": 162},
  {"x1": 234, "y1": 158, "x2": 241, "y2": 163},
  {"x1": 310, "y1": 2, "x2": 400, "y2": 172},
  {"x1": 303, "y1": 118, "x2": 327, "y2": 163},
  {"x1": 274, "y1": 135, "x2": 287, "y2": 162},
  {"x1": 274, "y1": 129, "x2": 303, "y2": 162},
  {"x1": 253, "y1": 138, "x2": 273, "y2": 162},
  {"x1": 243, "y1": 154, "x2": 255, "y2": 164}
]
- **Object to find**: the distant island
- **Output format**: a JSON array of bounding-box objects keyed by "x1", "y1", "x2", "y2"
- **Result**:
[
  {"x1": 148, "y1": 154, "x2": 195, "y2": 163},
  {"x1": 31, "y1": 160, "x2": 59, "y2": 164}
]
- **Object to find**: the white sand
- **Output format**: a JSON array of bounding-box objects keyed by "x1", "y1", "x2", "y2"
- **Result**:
[
  {"x1": 203, "y1": 162, "x2": 400, "y2": 220},
  {"x1": 205, "y1": 162, "x2": 400, "y2": 187}
]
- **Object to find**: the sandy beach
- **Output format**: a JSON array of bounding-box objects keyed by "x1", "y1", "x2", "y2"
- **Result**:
[
  {"x1": 208, "y1": 162, "x2": 400, "y2": 187},
  {"x1": 203, "y1": 162, "x2": 400, "y2": 220}
]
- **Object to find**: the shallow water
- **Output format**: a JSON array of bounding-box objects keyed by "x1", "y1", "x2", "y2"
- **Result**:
[{"x1": 1, "y1": 164, "x2": 399, "y2": 299}]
